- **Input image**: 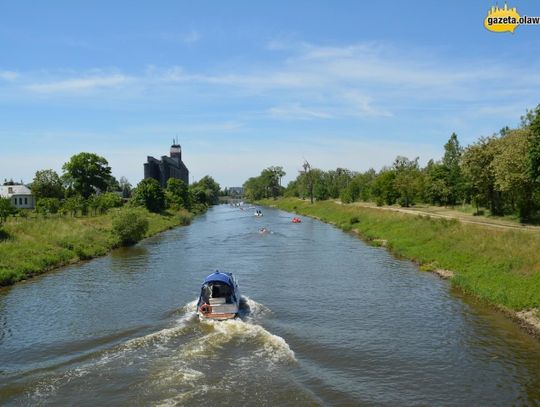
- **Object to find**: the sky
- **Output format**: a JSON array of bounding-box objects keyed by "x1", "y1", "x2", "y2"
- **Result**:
[{"x1": 1, "y1": 0, "x2": 540, "y2": 188}]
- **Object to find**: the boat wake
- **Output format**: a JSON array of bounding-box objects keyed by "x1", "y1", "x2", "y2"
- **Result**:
[{"x1": 23, "y1": 298, "x2": 295, "y2": 405}]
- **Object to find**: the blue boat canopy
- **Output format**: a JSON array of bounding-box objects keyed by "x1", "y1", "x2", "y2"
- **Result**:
[{"x1": 203, "y1": 271, "x2": 234, "y2": 287}]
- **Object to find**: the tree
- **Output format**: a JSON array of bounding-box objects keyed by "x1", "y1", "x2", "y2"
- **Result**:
[
  {"x1": 528, "y1": 105, "x2": 540, "y2": 185},
  {"x1": 62, "y1": 195, "x2": 86, "y2": 217},
  {"x1": 462, "y1": 136, "x2": 503, "y2": 215},
  {"x1": 243, "y1": 167, "x2": 285, "y2": 200},
  {"x1": 131, "y1": 178, "x2": 165, "y2": 213},
  {"x1": 372, "y1": 168, "x2": 398, "y2": 206},
  {"x1": 243, "y1": 176, "x2": 266, "y2": 201},
  {"x1": 392, "y1": 156, "x2": 422, "y2": 207},
  {"x1": 424, "y1": 160, "x2": 450, "y2": 205},
  {"x1": 492, "y1": 129, "x2": 535, "y2": 221},
  {"x1": 166, "y1": 178, "x2": 190, "y2": 209},
  {"x1": 62, "y1": 152, "x2": 112, "y2": 198},
  {"x1": 36, "y1": 198, "x2": 61, "y2": 215},
  {"x1": 441, "y1": 133, "x2": 464, "y2": 206},
  {"x1": 190, "y1": 176, "x2": 221, "y2": 205},
  {"x1": 302, "y1": 160, "x2": 315, "y2": 203},
  {"x1": 31, "y1": 169, "x2": 65, "y2": 199},
  {"x1": 0, "y1": 197, "x2": 16, "y2": 225},
  {"x1": 119, "y1": 176, "x2": 132, "y2": 199}
]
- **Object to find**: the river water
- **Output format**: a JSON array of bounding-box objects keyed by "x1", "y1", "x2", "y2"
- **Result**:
[{"x1": 1, "y1": 205, "x2": 540, "y2": 406}]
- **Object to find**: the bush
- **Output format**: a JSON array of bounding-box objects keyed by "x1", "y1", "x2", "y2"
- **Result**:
[
  {"x1": 111, "y1": 208, "x2": 149, "y2": 245},
  {"x1": 97, "y1": 192, "x2": 123, "y2": 212},
  {"x1": 36, "y1": 197, "x2": 61, "y2": 215},
  {"x1": 0, "y1": 197, "x2": 16, "y2": 225}
]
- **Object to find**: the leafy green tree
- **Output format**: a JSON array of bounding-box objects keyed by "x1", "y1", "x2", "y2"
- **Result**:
[
  {"x1": 112, "y1": 207, "x2": 149, "y2": 245},
  {"x1": 312, "y1": 169, "x2": 329, "y2": 201},
  {"x1": 372, "y1": 168, "x2": 398, "y2": 206},
  {"x1": 31, "y1": 169, "x2": 65, "y2": 199},
  {"x1": 131, "y1": 178, "x2": 165, "y2": 213},
  {"x1": 393, "y1": 156, "x2": 422, "y2": 207},
  {"x1": 0, "y1": 197, "x2": 16, "y2": 225},
  {"x1": 441, "y1": 133, "x2": 464, "y2": 206},
  {"x1": 190, "y1": 175, "x2": 221, "y2": 205},
  {"x1": 243, "y1": 167, "x2": 285, "y2": 200},
  {"x1": 326, "y1": 168, "x2": 354, "y2": 199},
  {"x1": 62, "y1": 152, "x2": 112, "y2": 198},
  {"x1": 424, "y1": 160, "x2": 450, "y2": 205},
  {"x1": 301, "y1": 160, "x2": 315, "y2": 203},
  {"x1": 62, "y1": 195, "x2": 86, "y2": 217},
  {"x1": 528, "y1": 105, "x2": 540, "y2": 185},
  {"x1": 492, "y1": 129, "x2": 535, "y2": 221},
  {"x1": 166, "y1": 178, "x2": 190, "y2": 209},
  {"x1": 96, "y1": 192, "x2": 123, "y2": 214},
  {"x1": 284, "y1": 179, "x2": 300, "y2": 198},
  {"x1": 243, "y1": 176, "x2": 266, "y2": 201},
  {"x1": 462, "y1": 136, "x2": 503, "y2": 215},
  {"x1": 36, "y1": 198, "x2": 61, "y2": 215}
]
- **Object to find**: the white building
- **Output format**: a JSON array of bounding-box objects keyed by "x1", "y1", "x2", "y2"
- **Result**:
[{"x1": 0, "y1": 185, "x2": 35, "y2": 209}]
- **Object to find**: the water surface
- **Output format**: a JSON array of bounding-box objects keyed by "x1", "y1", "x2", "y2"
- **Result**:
[{"x1": 1, "y1": 205, "x2": 540, "y2": 406}]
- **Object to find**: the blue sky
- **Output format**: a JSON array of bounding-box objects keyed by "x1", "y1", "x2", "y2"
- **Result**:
[{"x1": 1, "y1": 0, "x2": 540, "y2": 187}]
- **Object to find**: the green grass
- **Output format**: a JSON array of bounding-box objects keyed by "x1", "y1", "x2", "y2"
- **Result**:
[
  {"x1": 0, "y1": 208, "x2": 194, "y2": 286},
  {"x1": 261, "y1": 198, "x2": 540, "y2": 311}
]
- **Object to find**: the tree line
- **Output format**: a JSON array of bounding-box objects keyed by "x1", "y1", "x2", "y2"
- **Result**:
[
  {"x1": 244, "y1": 104, "x2": 540, "y2": 223},
  {"x1": 0, "y1": 151, "x2": 220, "y2": 224}
]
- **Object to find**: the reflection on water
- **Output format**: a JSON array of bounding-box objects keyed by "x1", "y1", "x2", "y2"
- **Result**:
[{"x1": 0, "y1": 205, "x2": 539, "y2": 406}]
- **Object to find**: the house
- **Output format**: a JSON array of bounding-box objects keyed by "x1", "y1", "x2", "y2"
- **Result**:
[
  {"x1": 144, "y1": 140, "x2": 189, "y2": 187},
  {"x1": 0, "y1": 184, "x2": 35, "y2": 209}
]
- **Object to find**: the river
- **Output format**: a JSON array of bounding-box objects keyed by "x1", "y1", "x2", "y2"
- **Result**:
[{"x1": 1, "y1": 205, "x2": 540, "y2": 406}]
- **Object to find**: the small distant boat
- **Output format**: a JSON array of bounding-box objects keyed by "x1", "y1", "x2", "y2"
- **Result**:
[
  {"x1": 292, "y1": 217, "x2": 302, "y2": 223},
  {"x1": 254, "y1": 210, "x2": 263, "y2": 217},
  {"x1": 197, "y1": 271, "x2": 241, "y2": 320}
]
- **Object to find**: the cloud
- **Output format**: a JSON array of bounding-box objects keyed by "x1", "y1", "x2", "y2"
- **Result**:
[
  {"x1": 0, "y1": 70, "x2": 19, "y2": 81},
  {"x1": 268, "y1": 103, "x2": 333, "y2": 120},
  {"x1": 25, "y1": 74, "x2": 130, "y2": 93}
]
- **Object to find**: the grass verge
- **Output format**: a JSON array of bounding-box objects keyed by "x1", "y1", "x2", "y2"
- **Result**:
[
  {"x1": 260, "y1": 198, "x2": 540, "y2": 312},
  {"x1": 0, "y1": 208, "x2": 193, "y2": 286}
]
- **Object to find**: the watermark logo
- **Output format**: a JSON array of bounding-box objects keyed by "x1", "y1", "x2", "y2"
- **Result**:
[{"x1": 484, "y1": 2, "x2": 540, "y2": 33}]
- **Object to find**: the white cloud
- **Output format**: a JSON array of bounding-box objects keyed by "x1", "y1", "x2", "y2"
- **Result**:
[
  {"x1": 268, "y1": 103, "x2": 333, "y2": 120},
  {"x1": 0, "y1": 70, "x2": 19, "y2": 81},
  {"x1": 25, "y1": 74, "x2": 130, "y2": 93}
]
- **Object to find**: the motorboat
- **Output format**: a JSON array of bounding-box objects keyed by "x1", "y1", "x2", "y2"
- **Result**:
[
  {"x1": 197, "y1": 271, "x2": 241, "y2": 320},
  {"x1": 254, "y1": 209, "x2": 263, "y2": 217},
  {"x1": 292, "y1": 217, "x2": 302, "y2": 223}
]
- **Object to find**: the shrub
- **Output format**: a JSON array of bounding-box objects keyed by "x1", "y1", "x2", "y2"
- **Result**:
[
  {"x1": 111, "y1": 208, "x2": 149, "y2": 245},
  {"x1": 0, "y1": 197, "x2": 16, "y2": 225},
  {"x1": 36, "y1": 197, "x2": 61, "y2": 215},
  {"x1": 97, "y1": 192, "x2": 123, "y2": 212}
]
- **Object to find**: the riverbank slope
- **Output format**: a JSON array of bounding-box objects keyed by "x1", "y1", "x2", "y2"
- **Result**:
[
  {"x1": 0, "y1": 208, "x2": 193, "y2": 286},
  {"x1": 260, "y1": 198, "x2": 540, "y2": 334}
]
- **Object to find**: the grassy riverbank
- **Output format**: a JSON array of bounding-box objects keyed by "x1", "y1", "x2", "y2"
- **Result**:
[
  {"x1": 260, "y1": 198, "x2": 540, "y2": 314},
  {"x1": 0, "y1": 208, "x2": 193, "y2": 286}
]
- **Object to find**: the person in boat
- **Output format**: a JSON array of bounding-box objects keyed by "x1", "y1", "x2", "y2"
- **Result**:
[{"x1": 259, "y1": 227, "x2": 268, "y2": 234}]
